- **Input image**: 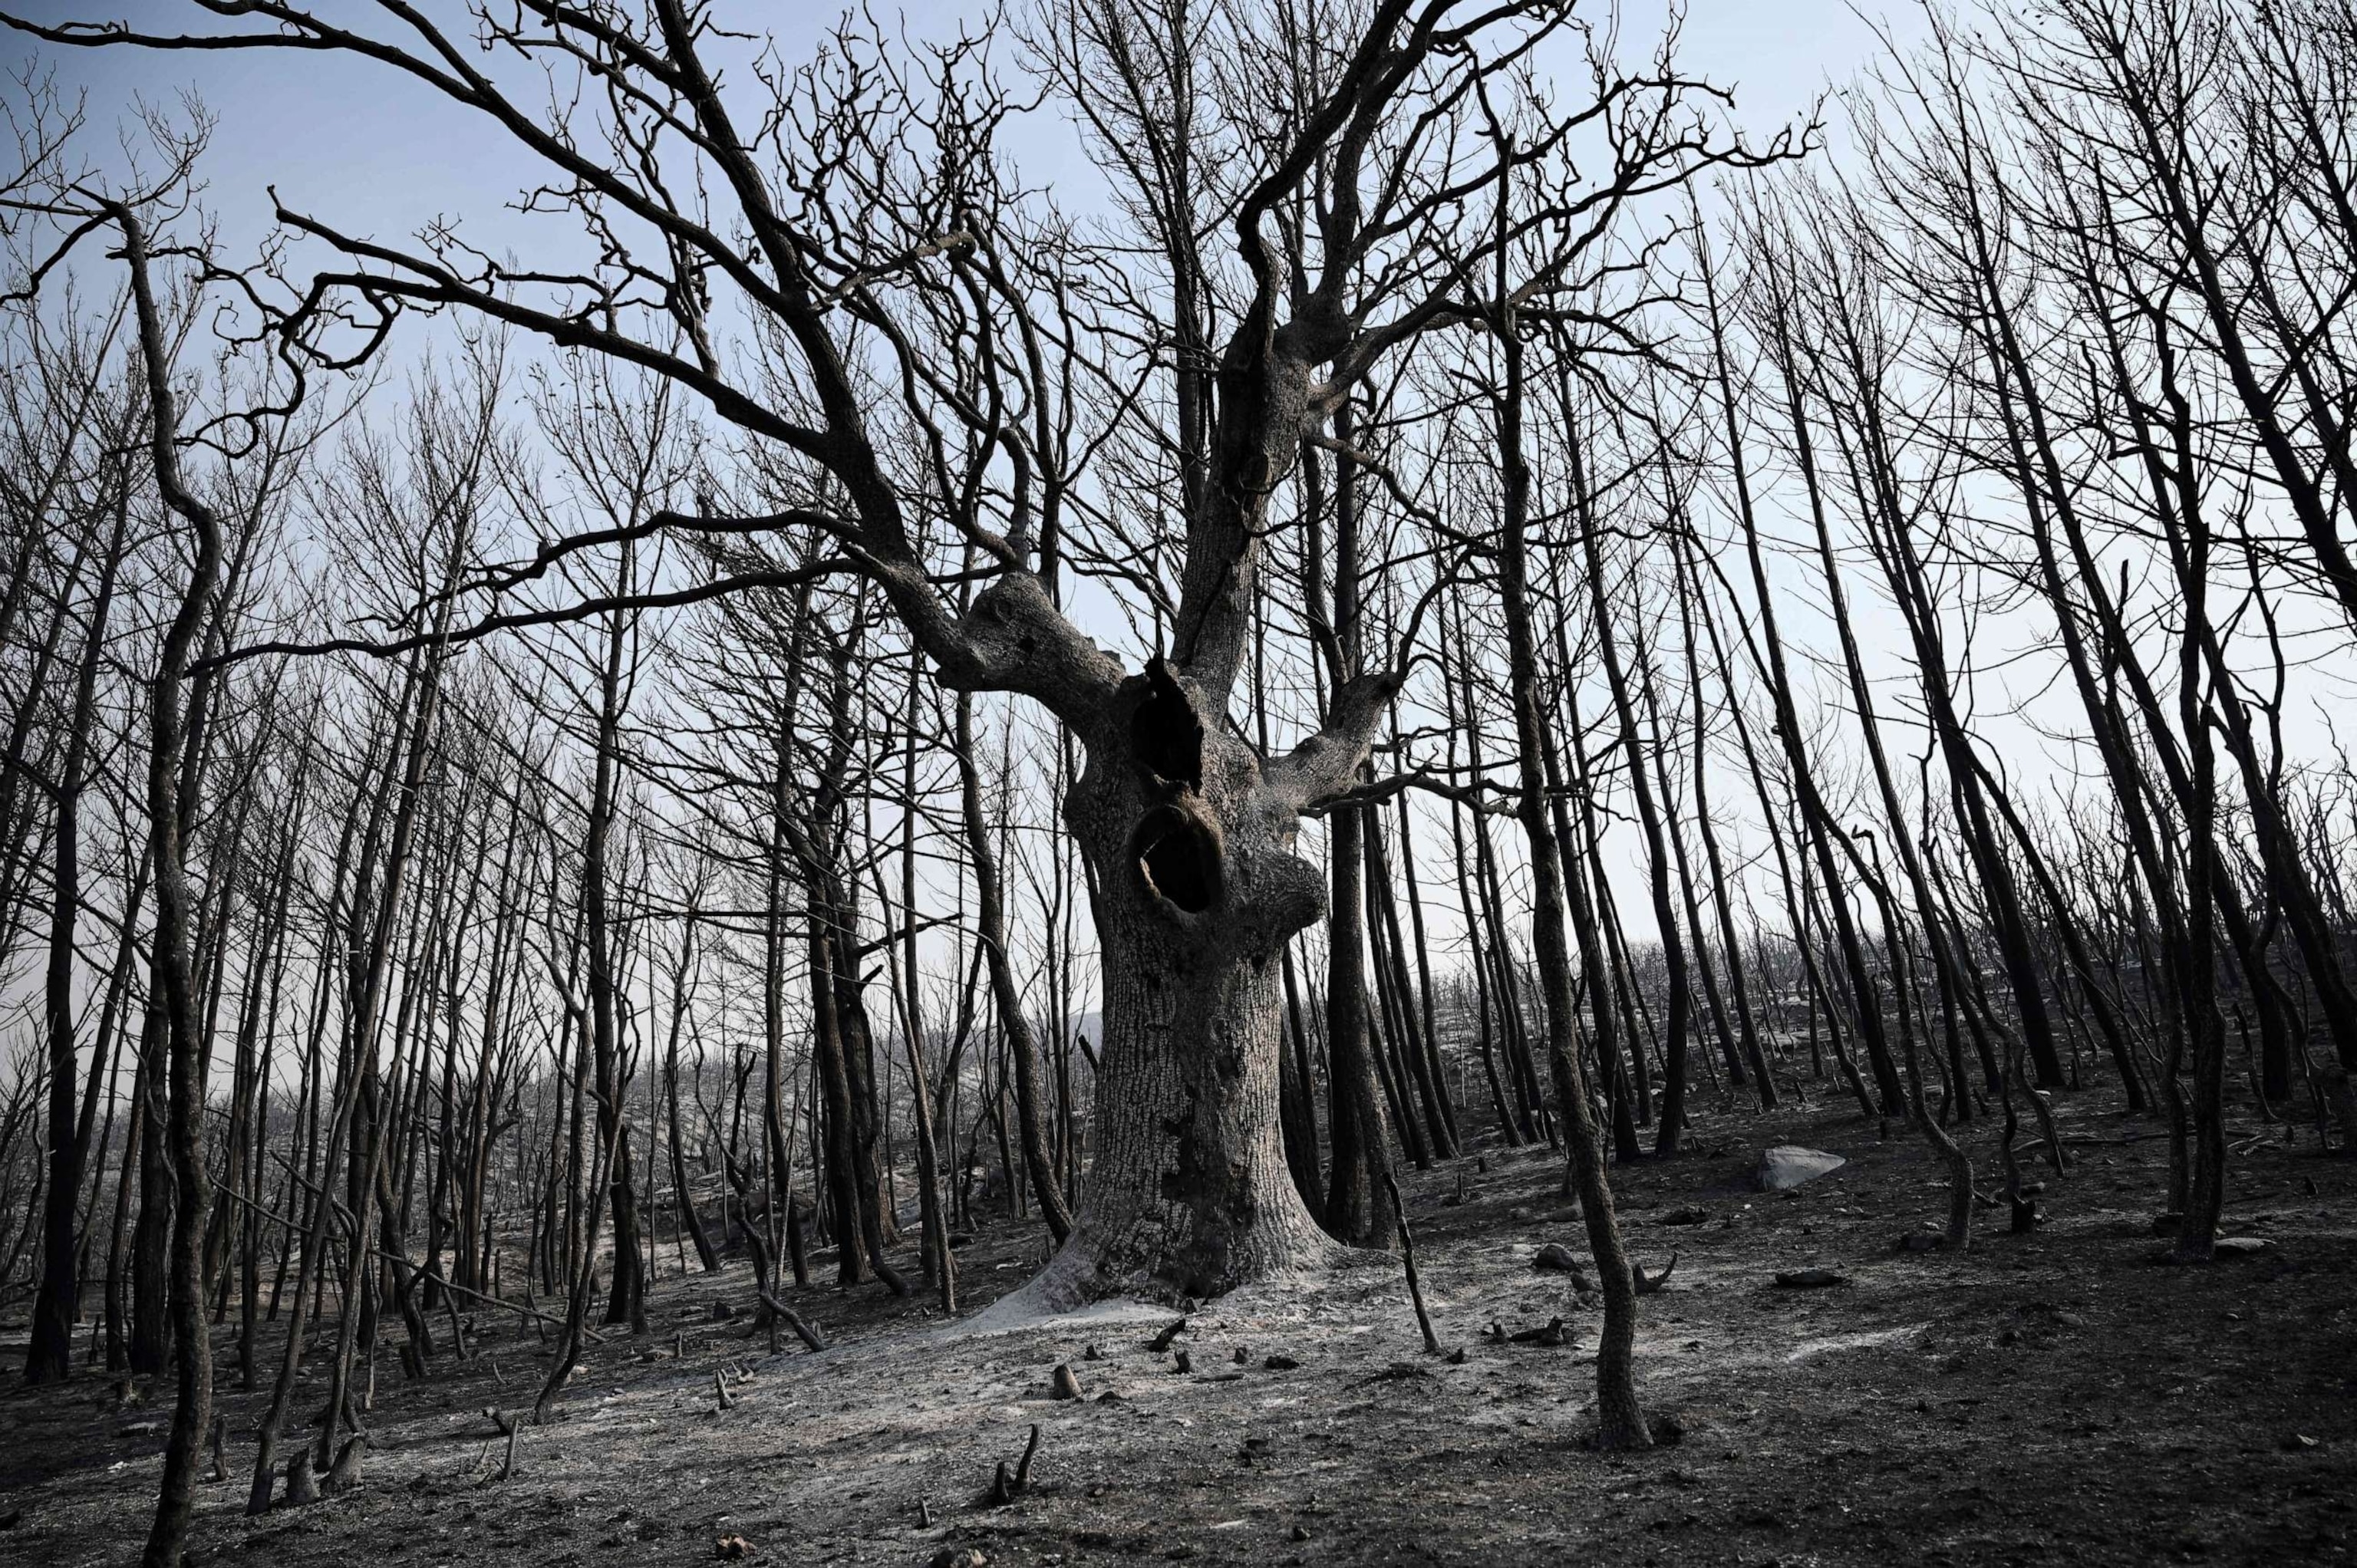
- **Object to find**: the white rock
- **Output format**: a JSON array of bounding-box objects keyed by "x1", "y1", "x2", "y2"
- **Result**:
[{"x1": 1755, "y1": 1145, "x2": 1846, "y2": 1191}]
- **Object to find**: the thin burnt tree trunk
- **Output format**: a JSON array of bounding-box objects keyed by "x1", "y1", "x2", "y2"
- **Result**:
[
  {"x1": 1493, "y1": 275, "x2": 1647, "y2": 1441},
  {"x1": 1572, "y1": 453, "x2": 1694, "y2": 1156},
  {"x1": 1315, "y1": 413, "x2": 1399, "y2": 1248},
  {"x1": 120, "y1": 203, "x2": 226, "y2": 1568},
  {"x1": 955, "y1": 686, "x2": 1073, "y2": 1245},
  {"x1": 26, "y1": 483, "x2": 127, "y2": 1383}
]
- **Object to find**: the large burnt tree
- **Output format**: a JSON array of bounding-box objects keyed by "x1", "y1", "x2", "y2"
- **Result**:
[{"x1": 12, "y1": 0, "x2": 1765, "y2": 1307}]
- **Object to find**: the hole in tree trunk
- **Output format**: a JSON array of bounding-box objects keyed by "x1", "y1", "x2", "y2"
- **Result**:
[
  {"x1": 1132, "y1": 803, "x2": 1221, "y2": 914},
  {"x1": 1130, "y1": 657, "x2": 1204, "y2": 791}
]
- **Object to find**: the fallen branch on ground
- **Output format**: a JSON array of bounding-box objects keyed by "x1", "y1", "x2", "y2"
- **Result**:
[{"x1": 754, "y1": 1287, "x2": 829, "y2": 1352}]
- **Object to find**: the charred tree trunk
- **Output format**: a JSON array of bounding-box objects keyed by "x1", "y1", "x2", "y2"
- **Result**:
[
  {"x1": 25, "y1": 485, "x2": 126, "y2": 1384},
  {"x1": 1496, "y1": 285, "x2": 1647, "y2": 1440},
  {"x1": 120, "y1": 203, "x2": 224, "y2": 1568},
  {"x1": 1020, "y1": 656, "x2": 1370, "y2": 1308}
]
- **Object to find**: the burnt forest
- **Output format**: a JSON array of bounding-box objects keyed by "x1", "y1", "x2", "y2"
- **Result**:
[{"x1": 0, "y1": 1, "x2": 2351, "y2": 1564}]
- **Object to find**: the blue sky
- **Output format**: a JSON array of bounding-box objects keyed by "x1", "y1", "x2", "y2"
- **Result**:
[
  {"x1": 1, "y1": 0, "x2": 1986, "y2": 963},
  {"x1": 7, "y1": 2, "x2": 1910, "y2": 265}
]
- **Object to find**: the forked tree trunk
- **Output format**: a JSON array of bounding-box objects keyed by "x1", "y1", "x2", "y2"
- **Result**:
[
  {"x1": 1018, "y1": 660, "x2": 1342, "y2": 1307},
  {"x1": 662, "y1": 920, "x2": 722, "y2": 1274}
]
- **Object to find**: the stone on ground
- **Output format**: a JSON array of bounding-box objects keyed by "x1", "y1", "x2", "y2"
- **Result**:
[{"x1": 1755, "y1": 1145, "x2": 1846, "y2": 1192}]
